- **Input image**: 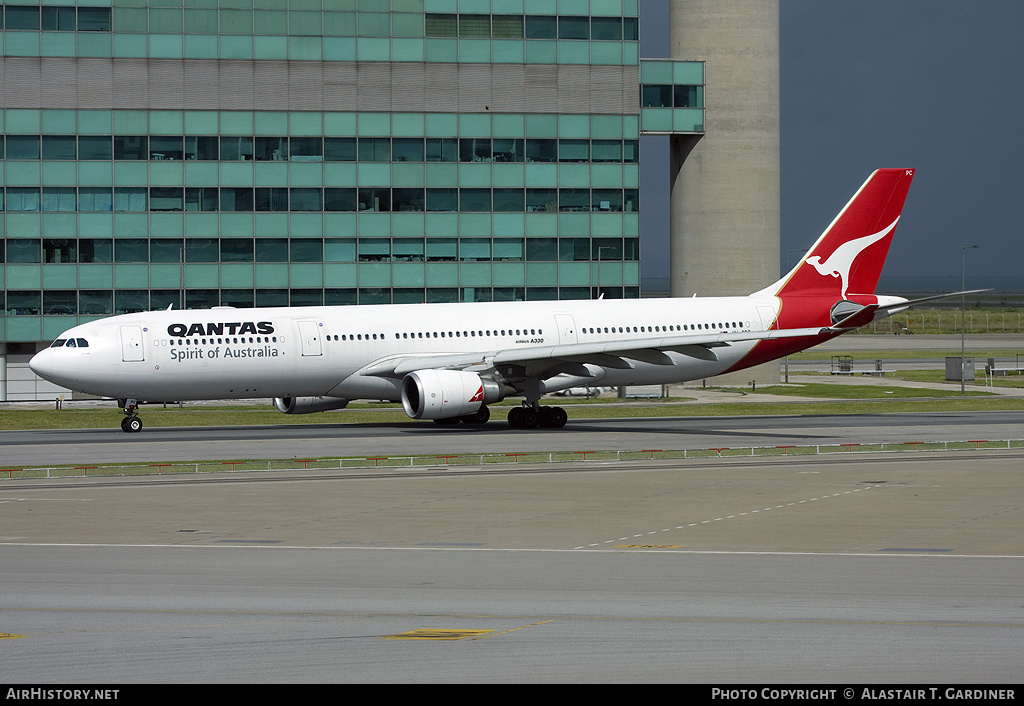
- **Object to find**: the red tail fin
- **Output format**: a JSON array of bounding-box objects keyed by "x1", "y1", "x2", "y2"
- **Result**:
[{"x1": 763, "y1": 169, "x2": 915, "y2": 299}]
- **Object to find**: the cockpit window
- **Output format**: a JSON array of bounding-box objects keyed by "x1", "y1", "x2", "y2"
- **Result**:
[{"x1": 48, "y1": 338, "x2": 88, "y2": 348}]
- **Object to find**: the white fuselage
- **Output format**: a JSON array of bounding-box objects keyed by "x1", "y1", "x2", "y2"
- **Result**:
[{"x1": 29, "y1": 295, "x2": 781, "y2": 403}]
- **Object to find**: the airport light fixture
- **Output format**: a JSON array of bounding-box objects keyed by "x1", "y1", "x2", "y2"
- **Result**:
[{"x1": 961, "y1": 245, "x2": 979, "y2": 393}]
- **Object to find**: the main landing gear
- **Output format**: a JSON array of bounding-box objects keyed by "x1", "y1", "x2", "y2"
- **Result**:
[
  {"x1": 431, "y1": 403, "x2": 569, "y2": 429},
  {"x1": 119, "y1": 398, "x2": 143, "y2": 433},
  {"x1": 507, "y1": 404, "x2": 567, "y2": 430}
]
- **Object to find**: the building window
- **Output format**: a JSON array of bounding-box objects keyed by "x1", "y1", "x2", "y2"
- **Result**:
[
  {"x1": 392, "y1": 138, "x2": 424, "y2": 163},
  {"x1": 41, "y1": 188, "x2": 77, "y2": 212},
  {"x1": 150, "y1": 188, "x2": 184, "y2": 212},
  {"x1": 591, "y1": 17, "x2": 622, "y2": 41},
  {"x1": 290, "y1": 188, "x2": 323, "y2": 212},
  {"x1": 358, "y1": 238, "x2": 390, "y2": 263},
  {"x1": 256, "y1": 239, "x2": 289, "y2": 263},
  {"x1": 185, "y1": 187, "x2": 218, "y2": 212},
  {"x1": 79, "y1": 136, "x2": 113, "y2": 160},
  {"x1": 220, "y1": 239, "x2": 254, "y2": 263},
  {"x1": 7, "y1": 136, "x2": 40, "y2": 160},
  {"x1": 6, "y1": 239, "x2": 41, "y2": 263},
  {"x1": 324, "y1": 188, "x2": 357, "y2": 212},
  {"x1": 458, "y1": 14, "x2": 490, "y2": 38},
  {"x1": 4, "y1": 6, "x2": 41, "y2": 31},
  {"x1": 41, "y1": 136, "x2": 76, "y2": 160},
  {"x1": 558, "y1": 16, "x2": 589, "y2": 40},
  {"x1": 44, "y1": 239, "x2": 78, "y2": 264},
  {"x1": 7, "y1": 291, "x2": 41, "y2": 316},
  {"x1": 425, "y1": 14, "x2": 458, "y2": 37},
  {"x1": 114, "y1": 239, "x2": 149, "y2": 263},
  {"x1": 426, "y1": 138, "x2": 458, "y2": 163},
  {"x1": 150, "y1": 136, "x2": 184, "y2": 161},
  {"x1": 525, "y1": 15, "x2": 556, "y2": 39},
  {"x1": 220, "y1": 137, "x2": 254, "y2": 161},
  {"x1": 185, "y1": 136, "x2": 219, "y2": 160},
  {"x1": 641, "y1": 85, "x2": 673, "y2": 108},
  {"x1": 290, "y1": 239, "x2": 323, "y2": 263},
  {"x1": 324, "y1": 138, "x2": 357, "y2": 161},
  {"x1": 392, "y1": 188, "x2": 425, "y2": 212},
  {"x1": 254, "y1": 188, "x2": 289, "y2": 212},
  {"x1": 77, "y1": 7, "x2": 112, "y2": 32},
  {"x1": 492, "y1": 15, "x2": 523, "y2": 39},
  {"x1": 114, "y1": 136, "x2": 148, "y2": 160},
  {"x1": 6, "y1": 187, "x2": 41, "y2": 211},
  {"x1": 150, "y1": 239, "x2": 184, "y2": 264}
]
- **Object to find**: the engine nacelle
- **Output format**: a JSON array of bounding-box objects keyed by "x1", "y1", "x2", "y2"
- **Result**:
[
  {"x1": 274, "y1": 396, "x2": 350, "y2": 414},
  {"x1": 401, "y1": 369, "x2": 504, "y2": 420}
]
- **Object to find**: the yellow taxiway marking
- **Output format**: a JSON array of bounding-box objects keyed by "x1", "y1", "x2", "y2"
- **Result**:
[
  {"x1": 616, "y1": 544, "x2": 683, "y2": 549},
  {"x1": 383, "y1": 629, "x2": 494, "y2": 641},
  {"x1": 384, "y1": 619, "x2": 554, "y2": 641},
  {"x1": 1, "y1": 632, "x2": 27, "y2": 639}
]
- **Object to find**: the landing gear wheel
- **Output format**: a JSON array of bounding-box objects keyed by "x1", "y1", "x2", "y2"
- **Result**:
[
  {"x1": 508, "y1": 406, "x2": 538, "y2": 429},
  {"x1": 540, "y1": 406, "x2": 568, "y2": 429},
  {"x1": 461, "y1": 406, "x2": 490, "y2": 425},
  {"x1": 120, "y1": 398, "x2": 142, "y2": 433}
]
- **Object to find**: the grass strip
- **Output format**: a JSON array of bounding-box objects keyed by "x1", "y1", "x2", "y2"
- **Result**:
[{"x1": 2, "y1": 394, "x2": 1023, "y2": 432}]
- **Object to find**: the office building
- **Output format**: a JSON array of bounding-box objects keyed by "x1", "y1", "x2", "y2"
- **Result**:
[{"x1": 0, "y1": 0, "x2": 737, "y2": 400}]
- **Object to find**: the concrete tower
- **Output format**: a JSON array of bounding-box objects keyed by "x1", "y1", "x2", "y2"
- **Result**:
[{"x1": 669, "y1": 0, "x2": 781, "y2": 384}]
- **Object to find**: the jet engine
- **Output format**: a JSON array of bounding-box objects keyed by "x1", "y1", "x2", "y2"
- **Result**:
[
  {"x1": 401, "y1": 369, "x2": 505, "y2": 420},
  {"x1": 274, "y1": 396, "x2": 350, "y2": 414}
]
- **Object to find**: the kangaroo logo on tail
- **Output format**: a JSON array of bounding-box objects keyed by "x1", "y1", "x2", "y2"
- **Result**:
[
  {"x1": 754, "y1": 168, "x2": 914, "y2": 302},
  {"x1": 804, "y1": 218, "x2": 899, "y2": 298}
]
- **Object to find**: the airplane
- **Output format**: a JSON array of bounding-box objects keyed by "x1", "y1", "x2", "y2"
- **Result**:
[{"x1": 29, "y1": 168, "x2": 970, "y2": 433}]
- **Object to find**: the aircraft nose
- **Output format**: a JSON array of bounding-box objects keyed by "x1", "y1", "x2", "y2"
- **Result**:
[{"x1": 29, "y1": 348, "x2": 52, "y2": 379}]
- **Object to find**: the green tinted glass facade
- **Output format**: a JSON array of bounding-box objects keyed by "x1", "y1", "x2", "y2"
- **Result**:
[
  {"x1": 639, "y1": 59, "x2": 705, "y2": 133},
  {"x1": 1, "y1": 0, "x2": 647, "y2": 397}
]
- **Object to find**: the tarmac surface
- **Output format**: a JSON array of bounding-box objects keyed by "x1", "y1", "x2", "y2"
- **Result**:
[
  {"x1": 2, "y1": 445, "x2": 1023, "y2": 683},
  {"x1": 1, "y1": 334, "x2": 1022, "y2": 683}
]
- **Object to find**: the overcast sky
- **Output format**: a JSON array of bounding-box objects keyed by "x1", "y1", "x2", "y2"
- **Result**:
[{"x1": 639, "y1": 0, "x2": 1024, "y2": 291}]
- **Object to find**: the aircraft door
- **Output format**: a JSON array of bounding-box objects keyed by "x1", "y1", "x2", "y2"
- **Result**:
[
  {"x1": 555, "y1": 314, "x2": 578, "y2": 345},
  {"x1": 757, "y1": 306, "x2": 778, "y2": 331},
  {"x1": 297, "y1": 320, "x2": 323, "y2": 356},
  {"x1": 120, "y1": 325, "x2": 145, "y2": 362}
]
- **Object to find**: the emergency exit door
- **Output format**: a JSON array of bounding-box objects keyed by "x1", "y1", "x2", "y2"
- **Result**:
[
  {"x1": 298, "y1": 320, "x2": 322, "y2": 356},
  {"x1": 120, "y1": 325, "x2": 145, "y2": 362}
]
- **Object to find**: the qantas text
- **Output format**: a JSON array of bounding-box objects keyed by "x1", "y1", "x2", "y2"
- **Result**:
[{"x1": 167, "y1": 321, "x2": 274, "y2": 338}]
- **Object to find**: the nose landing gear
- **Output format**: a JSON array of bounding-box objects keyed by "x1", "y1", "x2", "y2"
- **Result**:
[{"x1": 119, "y1": 398, "x2": 143, "y2": 433}]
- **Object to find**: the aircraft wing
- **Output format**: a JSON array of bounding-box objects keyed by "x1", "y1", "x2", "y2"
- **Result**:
[{"x1": 358, "y1": 326, "x2": 827, "y2": 380}]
